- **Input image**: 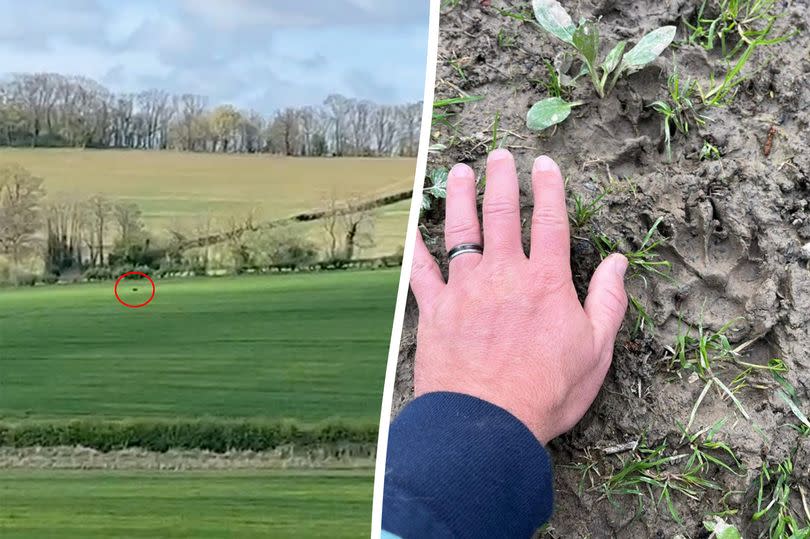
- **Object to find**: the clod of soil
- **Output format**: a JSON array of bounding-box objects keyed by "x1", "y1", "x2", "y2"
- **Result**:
[{"x1": 395, "y1": 1, "x2": 810, "y2": 537}]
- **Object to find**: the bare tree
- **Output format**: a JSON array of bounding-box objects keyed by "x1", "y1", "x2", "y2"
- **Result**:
[
  {"x1": 320, "y1": 192, "x2": 377, "y2": 260},
  {"x1": 45, "y1": 199, "x2": 84, "y2": 273},
  {"x1": 0, "y1": 164, "x2": 46, "y2": 262},
  {"x1": 396, "y1": 102, "x2": 422, "y2": 156},
  {"x1": 348, "y1": 100, "x2": 373, "y2": 156},
  {"x1": 113, "y1": 202, "x2": 144, "y2": 248},
  {"x1": 371, "y1": 105, "x2": 396, "y2": 156},
  {"x1": 321, "y1": 192, "x2": 342, "y2": 260},
  {"x1": 85, "y1": 195, "x2": 111, "y2": 266},
  {"x1": 7, "y1": 73, "x2": 59, "y2": 146},
  {"x1": 137, "y1": 89, "x2": 173, "y2": 149},
  {"x1": 340, "y1": 199, "x2": 376, "y2": 259},
  {"x1": 175, "y1": 94, "x2": 207, "y2": 151},
  {"x1": 324, "y1": 94, "x2": 351, "y2": 156},
  {"x1": 270, "y1": 108, "x2": 300, "y2": 156},
  {"x1": 0, "y1": 72, "x2": 421, "y2": 156},
  {"x1": 210, "y1": 105, "x2": 242, "y2": 152}
]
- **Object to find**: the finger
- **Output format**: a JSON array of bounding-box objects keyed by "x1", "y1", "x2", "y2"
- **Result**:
[
  {"x1": 529, "y1": 155, "x2": 571, "y2": 276},
  {"x1": 584, "y1": 254, "x2": 629, "y2": 356},
  {"x1": 444, "y1": 163, "x2": 482, "y2": 281},
  {"x1": 482, "y1": 148, "x2": 523, "y2": 258},
  {"x1": 410, "y1": 230, "x2": 445, "y2": 311}
]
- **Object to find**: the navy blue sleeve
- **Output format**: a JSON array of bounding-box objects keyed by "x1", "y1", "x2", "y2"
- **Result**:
[{"x1": 382, "y1": 392, "x2": 554, "y2": 538}]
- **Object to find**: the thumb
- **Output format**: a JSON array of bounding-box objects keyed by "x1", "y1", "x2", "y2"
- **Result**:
[{"x1": 584, "y1": 253, "x2": 629, "y2": 354}]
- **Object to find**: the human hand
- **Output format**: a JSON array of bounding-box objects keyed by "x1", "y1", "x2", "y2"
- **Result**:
[{"x1": 410, "y1": 149, "x2": 628, "y2": 444}]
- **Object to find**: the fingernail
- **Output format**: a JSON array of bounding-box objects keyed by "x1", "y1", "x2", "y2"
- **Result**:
[
  {"x1": 449, "y1": 163, "x2": 474, "y2": 179},
  {"x1": 533, "y1": 155, "x2": 555, "y2": 172},
  {"x1": 613, "y1": 254, "x2": 629, "y2": 278},
  {"x1": 488, "y1": 148, "x2": 512, "y2": 162}
]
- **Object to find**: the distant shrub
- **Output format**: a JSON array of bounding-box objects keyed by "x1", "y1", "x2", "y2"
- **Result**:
[
  {"x1": 40, "y1": 272, "x2": 59, "y2": 284},
  {"x1": 0, "y1": 419, "x2": 378, "y2": 454},
  {"x1": 242, "y1": 227, "x2": 319, "y2": 269},
  {"x1": 11, "y1": 270, "x2": 37, "y2": 286},
  {"x1": 82, "y1": 266, "x2": 114, "y2": 281}
]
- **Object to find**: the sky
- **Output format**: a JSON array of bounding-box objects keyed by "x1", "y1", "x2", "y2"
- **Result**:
[{"x1": 0, "y1": 0, "x2": 430, "y2": 113}]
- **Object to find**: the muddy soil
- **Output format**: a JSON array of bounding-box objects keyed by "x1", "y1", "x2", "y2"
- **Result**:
[{"x1": 393, "y1": 0, "x2": 810, "y2": 537}]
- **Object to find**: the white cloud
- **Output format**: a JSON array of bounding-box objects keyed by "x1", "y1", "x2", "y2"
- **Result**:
[{"x1": 0, "y1": 0, "x2": 428, "y2": 111}]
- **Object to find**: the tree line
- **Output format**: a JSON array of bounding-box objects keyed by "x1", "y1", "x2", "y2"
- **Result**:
[
  {"x1": 0, "y1": 73, "x2": 422, "y2": 156},
  {"x1": 0, "y1": 164, "x2": 385, "y2": 285}
]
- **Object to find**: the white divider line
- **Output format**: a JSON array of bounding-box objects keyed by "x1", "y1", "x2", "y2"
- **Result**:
[{"x1": 370, "y1": 1, "x2": 440, "y2": 536}]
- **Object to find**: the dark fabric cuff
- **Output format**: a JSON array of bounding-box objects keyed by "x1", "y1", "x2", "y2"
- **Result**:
[{"x1": 382, "y1": 392, "x2": 554, "y2": 538}]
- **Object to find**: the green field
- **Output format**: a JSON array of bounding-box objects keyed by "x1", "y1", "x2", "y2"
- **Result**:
[
  {"x1": 0, "y1": 149, "x2": 407, "y2": 536},
  {"x1": 0, "y1": 148, "x2": 414, "y2": 257},
  {"x1": 0, "y1": 469, "x2": 372, "y2": 538},
  {"x1": 0, "y1": 270, "x2": 397, "y2": 421}
]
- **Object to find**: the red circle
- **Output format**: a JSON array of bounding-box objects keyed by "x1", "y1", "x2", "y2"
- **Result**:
[{"x1": 114, "y1": 271, "x2": 156, "y2": 308}]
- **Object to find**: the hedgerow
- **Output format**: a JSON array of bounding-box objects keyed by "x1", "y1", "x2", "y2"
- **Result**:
[{"x1": 0, "y1": 419, "x2": 378, "y2": 454}]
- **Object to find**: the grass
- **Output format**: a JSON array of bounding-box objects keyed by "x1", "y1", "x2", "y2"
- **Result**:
[
  {"x1": 0, "y1": 469, "x2": 373, "y2": 539},
  {"x1": 669, "y1": 314, "x2": 802, "y2": 432},
  {"x1": 679, "y1": 419, "x2": 742, "y2": 475},
  {"x1": 496, "y1": 6, "x2": 535, "y2": 24},
  {"x1": 684, "y1": 0, "x2": 795, "y2": 59},
  {"x1": 753, "y1": 457, "x2": 810, "y2": 538},
  {"x1": 629, "y1": 294, "x2": 654, "y2": 337},
  {"x1": 670, "y1": 316, "x2": 755, "y2": 422},
  {"x1": 569, "y1": 190, "x2": 607, "y2": 228},
  {"x1": 489, "y1": 111, "x2": 503, "y2": 152},
  {"x1": 651, "y1": 66, "x2": 708, "y2": 161},
  {"x1": 0, "y1": 149, "x2": 414, "y2": 256},
  {"x1": 701, "y1": 140, "x2": 722, "y2": 160},
  {"x1": 0, "y1": 270, "x2": 398, "y2": 422},
  {"x1": 542, "y1": 60, "x2": 565, "y2": 98},
  {"x1": 432, "y1": 95, "x2": 484, "y2": 127},
  {"x1": 497, "y1": 28, "x2": 517, "y2": 49},
  {"x1": 0, "y1": 149, "x2": 413, "y2": 224},
  {"x1": 601, "y1": 441, "x2": 722, "y2": 523},
  {"x1": 448, "y1": 58, "x2": 468, "y2": 82},
  {"x1": 594, "y1": 217, "x2": 672, "y2": 284}
]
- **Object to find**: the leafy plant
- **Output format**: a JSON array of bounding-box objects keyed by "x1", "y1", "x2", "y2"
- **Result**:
[
  {"x1": 704, "y1": 516, "x2": 743, "y2": 539},
  {"x1": 533, "y1": 0, "x2": 676, "y2": 96},
  {"x1": 527, "y1": 0, "x2": 675, "y2": 131},
  {"x1": 422, "y1": 167, "x2": 449, "y2": 211},
  {"x1": 527, "y1": 97, "x2": 583, "y2": 131},
  {"x1": 701, "y1": 140, "x2": 722, "y2": 160}
]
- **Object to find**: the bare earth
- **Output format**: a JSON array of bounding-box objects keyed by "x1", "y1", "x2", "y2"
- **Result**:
[{"x1": 394, "y1": 1, "x2": 809, "y2": 537}]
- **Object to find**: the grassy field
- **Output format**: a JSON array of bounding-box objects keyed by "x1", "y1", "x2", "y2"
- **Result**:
[
  {"x1": 0, "y1": 469, "x2": 373, "y2": 538},
  {"x1": 0, "y1": 148, "x2": 414, "y2": 257},
  {"x1": 0, "y1": 270, "x2": 397, "y2": 421},
  {"x1": 0, "y1": 149, "x2": 414, "y2": 219}
]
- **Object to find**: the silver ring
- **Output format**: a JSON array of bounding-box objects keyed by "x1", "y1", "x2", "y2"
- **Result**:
[{"x1": 448, "y1": 243, "x2": 483, "y2": 260}]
